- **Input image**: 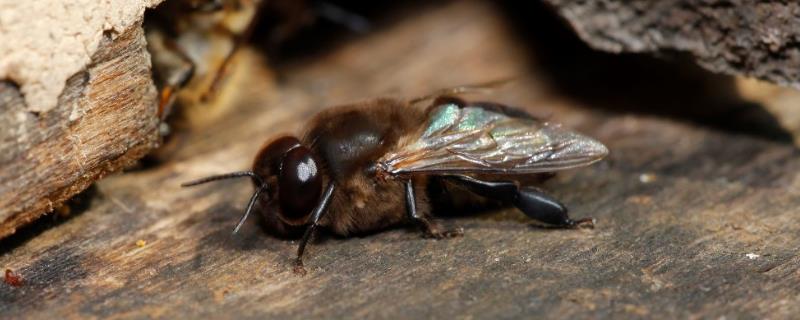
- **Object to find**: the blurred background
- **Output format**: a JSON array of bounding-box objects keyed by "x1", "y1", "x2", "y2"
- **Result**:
[{"x1": 2, "y1": 0, "x2": 800, "y2": 318}]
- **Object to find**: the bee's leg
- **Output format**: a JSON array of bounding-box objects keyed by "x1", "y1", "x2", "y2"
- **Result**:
[
  {"x1": 404, "y1": 180, "x2": 463, "y2": 239},
  {"x1": 202, "y1": 0, "x2": 266, "y2": 103},
  {"x1": 294, "y1": 182, "x2": 336, "y2": 275},
  {"x1": 444, "y1": 175, "x2": 594, "y2": 229},
  {"x1": 147, "y1": 31, "x2": 196, "y2": 122},
  {"x1": 515, "y1": 187, "x2": 594, "y2": 228}
]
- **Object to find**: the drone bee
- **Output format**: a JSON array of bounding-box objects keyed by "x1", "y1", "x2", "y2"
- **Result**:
[{"x1": 183, "y1": 85, "x2": 608, "y2": 274}]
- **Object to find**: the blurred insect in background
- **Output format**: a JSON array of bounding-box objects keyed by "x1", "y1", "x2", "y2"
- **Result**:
[
  {"x1": 182, "y1": 83, "x2": 608, "y2": 274},
  {"x1": 144, "y1": 0, "x2": 370, "y2": 161}
]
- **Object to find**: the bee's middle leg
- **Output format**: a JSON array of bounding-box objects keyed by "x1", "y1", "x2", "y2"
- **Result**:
[
  {"x1": 444, "y1": 175, "x2": 594, "y2": 228},
  {"x1": 404, "y1": 180, "x2": 463, "y2": 239}
]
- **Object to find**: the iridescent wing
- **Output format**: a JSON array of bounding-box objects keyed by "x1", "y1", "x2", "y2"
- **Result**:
[{"x1": 377, "y1": 103, "x2": 608, "y2": 176}]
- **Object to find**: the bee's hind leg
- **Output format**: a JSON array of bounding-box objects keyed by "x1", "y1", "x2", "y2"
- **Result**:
[
  {"x1": 404, "y1": 180, "x2": 463, "y2": 239},
  {"x1": 444, "y1": 175, "x2": 594, "y2": 229},
  {"x1": 514, "y1": 186, "x2": 594, "y2": 228}
]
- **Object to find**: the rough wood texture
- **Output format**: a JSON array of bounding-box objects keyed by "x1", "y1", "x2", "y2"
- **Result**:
[
  {"x1": 2, "y1": 1, "x2": 800, "y2": 318},
  {"x1": 0, "y1": 23, "x2": 160, "y2": 239},
  {"x1": 544, "y1": 0, "x2": 800, "y2": 89},
  {"x1": 0, "y1": 0, "x2": 162, "y2": 112}
]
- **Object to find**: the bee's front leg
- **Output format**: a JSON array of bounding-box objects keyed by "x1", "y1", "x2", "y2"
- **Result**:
[
  {"x1": 404, "y1": 180, "x2": 463, "y2": 239},
  {"x1": 294, "y1": 182, "x2": 337, "y2": 275}
]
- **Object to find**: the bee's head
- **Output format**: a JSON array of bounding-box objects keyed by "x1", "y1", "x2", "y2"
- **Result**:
[
  {"x1": 252, "y1": 136, "x2": 322, "y2": 226},
  {"x1": 181, "y1": 135, "x2": 322, "y2": 234}
]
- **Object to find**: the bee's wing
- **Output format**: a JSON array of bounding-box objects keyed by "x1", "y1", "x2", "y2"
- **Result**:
[{"x1": 378, "y1": 103, "x2": 608, "y2": 176}]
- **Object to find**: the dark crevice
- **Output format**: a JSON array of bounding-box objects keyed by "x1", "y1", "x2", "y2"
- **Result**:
[
  {"x1": 495, "y1": 0, "x2": 793, "y2": 144},
  {"x1": 0, "y1": 185, "x2": 97, "y2": 256}
]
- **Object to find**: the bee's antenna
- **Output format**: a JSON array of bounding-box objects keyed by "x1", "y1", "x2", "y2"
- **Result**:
[
  {"x1": 232, "y1": 185, "x2": 266, "y2": 234},
  {"x1": 181, "y1": 171, "x2": 264, "y2": 187},
  {"x1": 182, "y1": 171, "x2": 269, "y2": 234}
]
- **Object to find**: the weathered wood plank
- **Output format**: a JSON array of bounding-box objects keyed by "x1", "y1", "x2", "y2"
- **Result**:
[
  {"x1": 1, "y1": 1, "x2": 800, "y2": 318},
  {"x1": 0, "y1": 24, "x2": 160, "y2": 239}
]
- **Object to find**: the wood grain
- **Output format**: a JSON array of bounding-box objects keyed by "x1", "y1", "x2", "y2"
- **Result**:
[
  {"x1": 0, "y1": 23, "x2": 160, "y2": 239},
  {"x1": 2, "y1": 1, "x2": 800, "y2": 318}
]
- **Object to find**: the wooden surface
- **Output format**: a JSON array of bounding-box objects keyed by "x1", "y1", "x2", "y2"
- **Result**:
[
  {"x1": 0, "y1": 23, "x2": 160, "y2": 239},
  {"x1": 543, "y1": 0, "x2": 800, "y2": 89},
  {"x1": 3, "y1": 1, "x2": 800, "y2": 318}
]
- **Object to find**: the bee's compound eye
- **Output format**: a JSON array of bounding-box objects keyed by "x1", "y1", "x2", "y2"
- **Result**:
[
  {"x1": 278, "y1": 146, "x2": 322, "y2": 225},
  {"x1": 253, "y1": 136, "x2": 301, "y2": 180}
]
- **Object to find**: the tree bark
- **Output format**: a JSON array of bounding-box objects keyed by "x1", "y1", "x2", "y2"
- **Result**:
[{"x1": 544, "y1": 0, "x2": 800, "y2": 89}]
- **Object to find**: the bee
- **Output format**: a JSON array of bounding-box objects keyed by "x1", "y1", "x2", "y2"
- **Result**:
[{"x1": 182, "y1": 84, "x2": 609, "y2": 274}]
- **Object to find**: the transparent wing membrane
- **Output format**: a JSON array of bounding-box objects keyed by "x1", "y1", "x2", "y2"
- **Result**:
[{"x1": 378, "y1": 103, "x2": 608, "y2": 175}]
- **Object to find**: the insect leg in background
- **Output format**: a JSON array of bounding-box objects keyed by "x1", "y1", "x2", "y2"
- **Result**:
[{"x1": 147, "y1": 31, "x2": 196, "y2": 127}]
